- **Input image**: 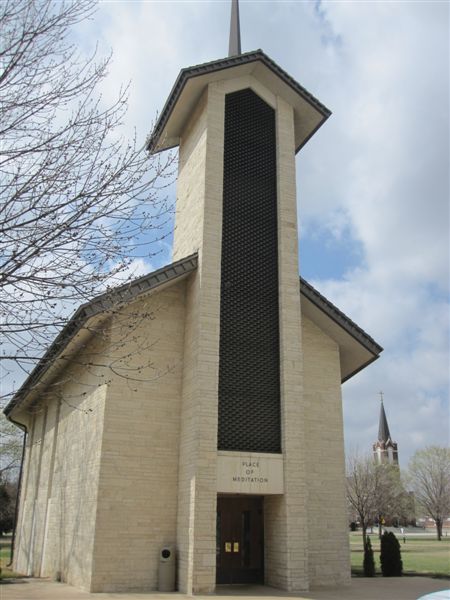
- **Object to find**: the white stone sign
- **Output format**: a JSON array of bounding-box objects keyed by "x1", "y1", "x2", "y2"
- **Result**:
[{"x1": 217, "y1": 451, "x2": 284, "y2": 495}]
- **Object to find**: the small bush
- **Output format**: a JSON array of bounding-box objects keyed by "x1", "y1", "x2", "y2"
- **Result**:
[
  {"x1": 380, "y1": 531, "x2": 403, "y2": 577},
  {"x1": 363, "y1": 537, "x2": 376, "y2": 577}
]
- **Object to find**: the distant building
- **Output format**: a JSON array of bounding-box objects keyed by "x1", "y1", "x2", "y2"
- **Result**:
[
  {"x1": 418, "y1": 517, "x2": 450, "y2": 531},
  {"x1": 373, "y1": 397, "x2": 399, "y2": 465}
]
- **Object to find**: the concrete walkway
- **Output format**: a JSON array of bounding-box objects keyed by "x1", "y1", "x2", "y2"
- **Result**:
[{"x1": 1, "y1": 579, "x2": 449, "y2": 600}]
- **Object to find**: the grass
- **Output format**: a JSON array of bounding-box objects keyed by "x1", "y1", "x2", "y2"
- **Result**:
[
  {"x1": 350, "y1": 532, "x2": 450, "y2": 578},
  {"x1": 0, "y1": 535, "x2": 24, "y2": 580},
  {"x1": 1, "y1": 531, "x2": 449, "y2": 581}
]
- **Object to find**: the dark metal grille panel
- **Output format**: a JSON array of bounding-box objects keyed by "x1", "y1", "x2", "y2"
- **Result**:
[{"x1": 218, "y1": 88, "x2": 281, "y2": 453}]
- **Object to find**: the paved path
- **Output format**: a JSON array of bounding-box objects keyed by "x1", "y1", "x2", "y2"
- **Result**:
[{"x1": 1, "y1": 579, "x2": 449, "y2": 600}]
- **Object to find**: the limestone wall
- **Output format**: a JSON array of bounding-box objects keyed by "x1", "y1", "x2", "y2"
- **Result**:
[
  {"x1": 13, "y1": 280, "x2": 187, "y2": 593},
  {"x1": 13, "y1": 329, "x2": 109, "y2": 590},
  {"x1": 172, "y1": 98, "x2": 211, "y2": 594},
  {"x1": 175, "y1": 83, "x2": 224, "y2": 594},
  {"x1": 260, "y1": 93, "x2": 309, "y2": 592},
  {"x1": 302, "y1": 316, "x2": 351, "y2": 587},
  {"x1": 173, "y1": 98, "x2": 215, "y2": 593},
  {"x1": 172, "y1": 90, "x2": 208, "y2": 261},
  {"x1": 90, "y1": 281, "x2": 186, "y2": 592}
]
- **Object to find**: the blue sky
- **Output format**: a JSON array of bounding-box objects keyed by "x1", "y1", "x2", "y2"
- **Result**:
[{"x1": 23, "y1": 1, "x2": 450, "y2": 466}]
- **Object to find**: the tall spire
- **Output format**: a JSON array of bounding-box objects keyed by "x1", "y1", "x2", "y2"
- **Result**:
[
  {"x1": 378, "y1": 393, "x2": 391, "y2": 442},
  {"x1": 228, "y1": 0, "x2": 242, "y2": 57},
  {"x1": 374, "y1": 394, "x2": 398, "y2": 465}
]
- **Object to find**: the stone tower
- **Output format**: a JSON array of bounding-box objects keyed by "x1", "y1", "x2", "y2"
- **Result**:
[
  {"x1": 147, "y1": 5, "x2": 333, "y2": 592},
  {"x1": 373, "y1": 397, "x2": 399, "y2": 465}
]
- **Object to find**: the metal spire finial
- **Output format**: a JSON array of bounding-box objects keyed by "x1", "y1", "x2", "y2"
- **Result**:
[{"x1": 228, "y1": 0, "x2": 242, "y2": 57}]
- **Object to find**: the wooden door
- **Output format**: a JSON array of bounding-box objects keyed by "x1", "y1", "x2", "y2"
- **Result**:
[{"x1": 216, "y1": 496, "x2": 264, "y2": 584}]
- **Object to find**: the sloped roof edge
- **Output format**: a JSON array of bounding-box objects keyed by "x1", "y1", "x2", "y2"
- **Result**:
[
  {"x1": 4, "y1": 253, "x2": 198, "y2": 417},
  {"x1": 146, "y1": 49, "x2": 331, "y2": 155},
  {"x1": 299, "y1": 276, "x2": 383, "y2": 357},
  {"x1": 4, "y1": 255, "x2": 382, "y2": 417}
]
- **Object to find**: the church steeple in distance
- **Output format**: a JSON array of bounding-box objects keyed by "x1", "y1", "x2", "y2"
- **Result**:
[
  {"x1": 228, "y1": 0, "x2": 242, "y2": 56},
  {"x1": 378, "y1": 393, "x2": 391, "y2": 442},
  {"x1": 373, "y1": 392, "x2": 399, "y2": 465}
]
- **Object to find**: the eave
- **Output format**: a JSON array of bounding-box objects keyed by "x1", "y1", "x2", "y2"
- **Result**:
[
  {"x1": 146, "y1": 49, "x2": 331, "y2": 155},
  {"x1": 4, "y1": 255, "x2": 382, "y2": 419},
  {"x1": 4, "y1": 254, "x2": 198, "y2": 418},
  {"x1": 299, "y1": 277, "x2": 383, "y2": 382}
]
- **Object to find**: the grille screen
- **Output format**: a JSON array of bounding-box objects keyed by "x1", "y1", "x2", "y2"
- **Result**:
[{"x1": 218, "y1": 88, "x2": 281, "y2": 453}]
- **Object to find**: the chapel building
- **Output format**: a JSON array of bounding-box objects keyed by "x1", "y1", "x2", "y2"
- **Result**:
[{"x1": 5, "y1": 2, "x2": 383, "y2": 593}]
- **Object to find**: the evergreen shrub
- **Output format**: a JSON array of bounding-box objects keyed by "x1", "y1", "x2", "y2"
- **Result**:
[
  {"x1": 380, "y1": 531, "x2": 403, "y2": 577},
  {"x1": 363, "y1": 537, "x2": 376, "y2": 577},
  {"x1": 363, "y1": 537, "x2": 375, "y2": 577}
]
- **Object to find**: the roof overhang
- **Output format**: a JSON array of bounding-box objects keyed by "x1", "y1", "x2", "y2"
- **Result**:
[
  {"x1": 4, "y1": 254, "x2": 198, "y2": 419},
  {"x1": 4, "y1": 255, "x2": 382, "y2": 420},
  {"x1": 147, "y1": 50, "x2": 331, "y2": 155},
  {"x1": 300, "y1": 277, "x2": 383, "y2": 382}
]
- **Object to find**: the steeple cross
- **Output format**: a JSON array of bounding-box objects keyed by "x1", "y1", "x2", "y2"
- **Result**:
[{"x1": 379, "y1": 391, "x2": 384, "y2": 403}]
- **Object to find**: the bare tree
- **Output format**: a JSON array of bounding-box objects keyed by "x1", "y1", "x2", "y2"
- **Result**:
[
  {"x1": 0, "y1": 414, "x2": 23, "y2": 480},
  {"x1": 0, "y1": 0, "x2": 175, "y2": 395},
  {"x1": 371, "y1": 463, "x2": 404, "y2": 538},
  {"x1": 346, "y1": 453, "x2": 405, "y2": 546},
  {"x1": 347, "y1": 454, "x2": 378, "y2": 547},
  {"x1": 408, "y1": 446, "x2": 450, "y2": 541}
]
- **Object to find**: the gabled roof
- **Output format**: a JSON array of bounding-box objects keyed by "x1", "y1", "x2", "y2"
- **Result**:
[
  {"x1": 146, "y1": 49, "x2": 331, "y2": 155},
  {"x1": 300, "y1": 277, "x2": 383, "y2": 382},
  {"x1": 4, "y1": 254, "x2": 198, "y2": 417},
  {"x1": 4, "y1": 254, "x2": 382, "y2": 418}
]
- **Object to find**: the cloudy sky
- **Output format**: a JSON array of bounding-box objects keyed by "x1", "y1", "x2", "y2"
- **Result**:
[{"x1": 18, "y1": 1, "x2": 450, "y2": 467}]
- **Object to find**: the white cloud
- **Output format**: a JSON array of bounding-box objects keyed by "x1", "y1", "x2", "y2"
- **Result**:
[{"x1": 299, "y1": 1, "x2": 449, "y2": 465}]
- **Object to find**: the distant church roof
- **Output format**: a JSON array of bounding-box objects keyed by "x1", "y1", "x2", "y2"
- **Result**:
[{"x1": 378, "y1": 399, "x2": 392, "y2": 442}]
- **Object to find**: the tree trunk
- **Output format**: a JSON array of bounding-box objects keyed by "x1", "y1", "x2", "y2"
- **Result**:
[
  {"x1": 436, "y1": 518, "x2": 442, "y2": 541},
  {"x1": 362, "y1": 523, "x2": 367, "y2": 548}
]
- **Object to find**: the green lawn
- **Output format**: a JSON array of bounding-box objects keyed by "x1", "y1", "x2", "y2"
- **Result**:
[
  {"x1": 350, "y1": 532, "x2": 450, "y2": 578},
  {"x1": 2, "y1": 532, "x2": 449, "y2": 580},
  {"x1": 0, "y1": 536, "x2": 23, "y2": 580}
]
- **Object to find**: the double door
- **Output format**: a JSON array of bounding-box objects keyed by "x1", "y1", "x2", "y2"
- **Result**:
[{"x1": 216, "y1": 495, "x2": 264, "y2": 584}]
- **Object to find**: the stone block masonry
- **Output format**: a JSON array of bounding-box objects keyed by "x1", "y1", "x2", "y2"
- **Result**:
[
  {"x1": 302, "y1": 316, "x2": 351, "y2": 587},
  {"x1": 2, "y1": 18, "x2": 387, "y2": 592}
]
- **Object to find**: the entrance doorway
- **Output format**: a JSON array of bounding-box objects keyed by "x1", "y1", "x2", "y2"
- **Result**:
[{"x1": 216, "y1": 495, "x2": 264, "y2": 584}]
